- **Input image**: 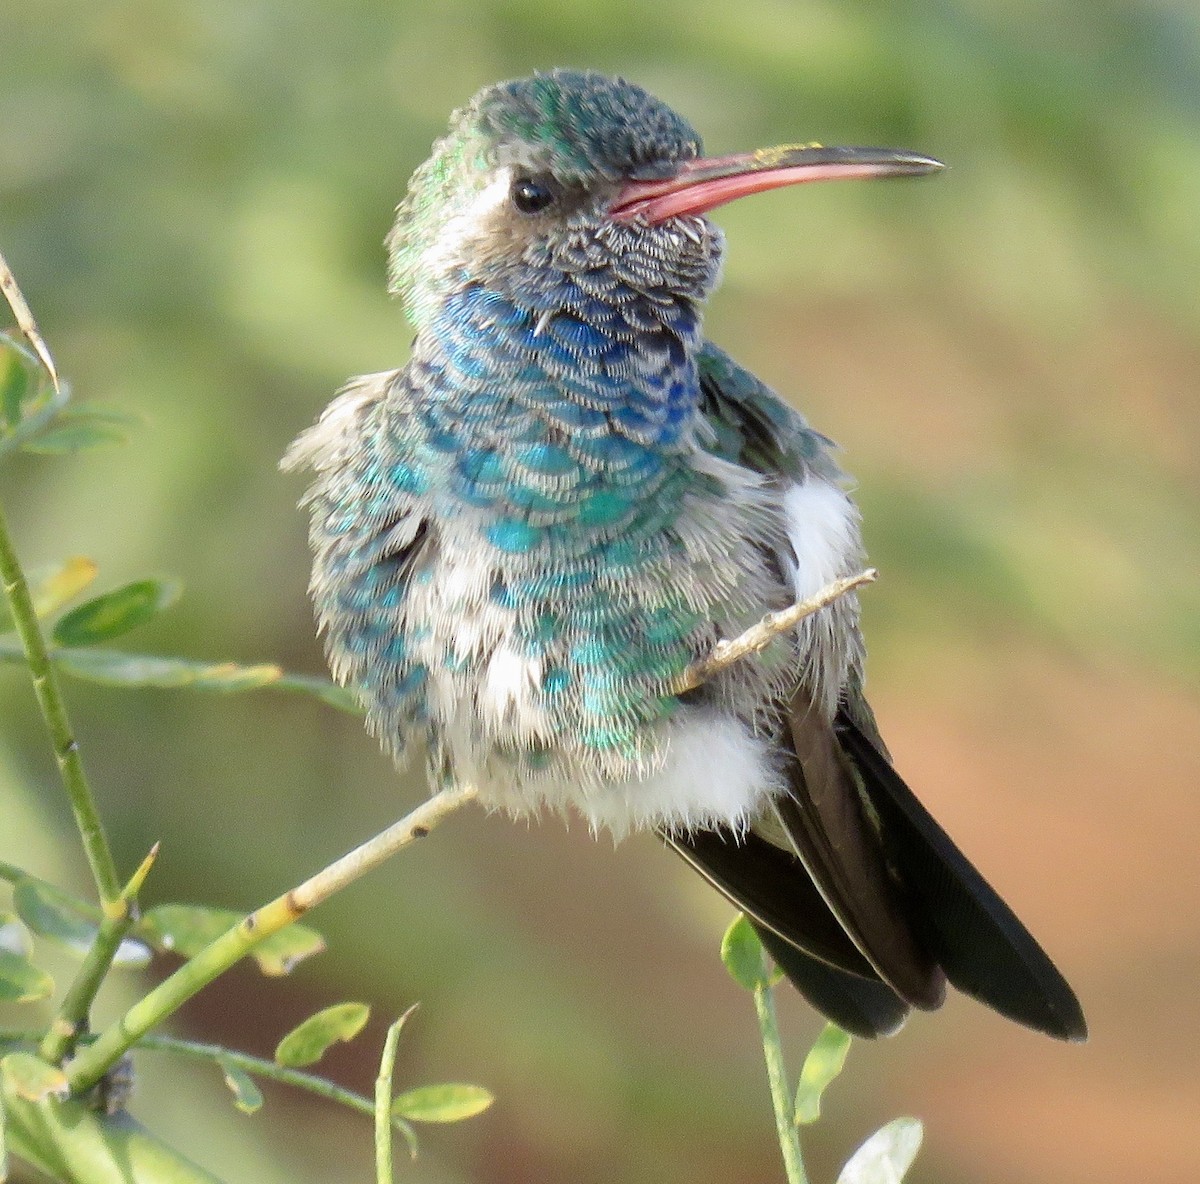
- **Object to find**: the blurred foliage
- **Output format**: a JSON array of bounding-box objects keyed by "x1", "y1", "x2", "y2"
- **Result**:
[{"x1": 1, "y1": 2, "x2": 1198, "y2": 1183}]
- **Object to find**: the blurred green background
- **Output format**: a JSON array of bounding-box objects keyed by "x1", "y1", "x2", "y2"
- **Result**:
[{"x1": 3, "y1": 1, "x2": 1199, "y2": 1181}]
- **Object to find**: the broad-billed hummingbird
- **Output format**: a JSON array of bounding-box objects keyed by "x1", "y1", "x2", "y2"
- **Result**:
[{"x1": 285, "y1": 69, "x2": 1085, "y2": 1041}]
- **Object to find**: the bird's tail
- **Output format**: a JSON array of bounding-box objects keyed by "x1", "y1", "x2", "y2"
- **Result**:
[{"x1": 664, "y1": 710, "x2": 1087, "y2": 1042}]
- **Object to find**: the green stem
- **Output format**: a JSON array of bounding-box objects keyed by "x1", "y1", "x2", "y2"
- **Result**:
[
  {"x1": 0, "y1": 1031, "x2": 419, "y2": 1149},
  {"x1": 0, "y1": 498, "x2": 121, "y2": 907},
  {"x1": 138, "y1": 1037, "x2": 405, "y2": 1130},
  {"x1": 39, "y1": 847, "x2": 158, "y2": 1064},
  {"x1": 65, "y1": 785, "x2": 477, "y2": 1095},
  {"x1": 37, "y1": 914, "x2": 135, "y2": 1063},
  {"x1": 375, "y1": 1018, "x2": 405, "y2": 1184},
  {"x1": 754, "y1": 979, "x2": 808, "y2": 1184},
  {"x1": 2, "y1": 1075, "x2": 223, "y2": 1184}
]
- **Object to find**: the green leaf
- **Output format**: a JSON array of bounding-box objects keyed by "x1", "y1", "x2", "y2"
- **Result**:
[
  {"x1": 836, "y1": 1117, "x2": 924, "y2": 1184},
  {"x1": 0, "y1": 951, "x2": 54, "y2": 1003},
  {"x1": 23, "y1": 420, "x2": 128, "y2": 454},
  {"x1": 795, "y1": 1024, "x2": 853, "y2": 1125},
  {"x1": 391, "y1": 1083, "x2": 494, "y2": 1124},
  {"x1": 217, "y1": 1059, "x2": 264, "y2": 1114},
  {"x1": 0, "y1": 912, "x2": 31, "y2": 957},
  {"x1": 11, "y1": 877, "x2": 149, "y2": 966},
  {"x1": 274, "y1": 1002, "x2": 370, "y2": 1068},
  {"x1": 274, "y1": 672, "x2": 363, "y2": 713},
  {"x1": 0, "y1": 1053, "x2": 69, "y2": 1102},
  {"x1": 20, "y1": 403, "x2": 137, "y2": 454},
  {"x1": 13, "y1": 877, "x2": 98, "y2": 949},
  {"x1": 0, "y1": 557, "x2": 98, "y2": 636},
  {"x1": 55, "y1": 647, "x2": 284, "y2": 692},
  {"x1": 52, "y1": 578, "x2": 181, "y2": 647},
  {"x1": 0, "y1": 345, "x2": 29, "y2": 428},
  {"x1": 56, "y1": 403, "x2": 140, "y2": 428},
  {"x1": 250, "y1": 924, "x2": 327, "y2": 976},
  {"x1": 0, "y1": 358, "x2": 68, "y2": 460},
  {"x1": 720, "y1": 913, "x2": 769, "y2": 992},
  {"x1": 141, "y1": 904, "x2": 326, "y2": 976},
  {"x1": 29, "y1": 557, "x2": 100, "y2": 619}
]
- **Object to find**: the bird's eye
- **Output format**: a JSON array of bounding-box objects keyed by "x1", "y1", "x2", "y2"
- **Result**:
[{"x1": 510, "y1": 176, "x2": 557, "y2": 215}]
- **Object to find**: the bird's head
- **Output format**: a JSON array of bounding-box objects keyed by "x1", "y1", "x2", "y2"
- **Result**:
[{"x1": 387, "y1": 69, "x2": 941, "y2": 329}]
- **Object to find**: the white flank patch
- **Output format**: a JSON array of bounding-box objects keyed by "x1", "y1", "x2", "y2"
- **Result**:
[
  {"x1": 579, "y1": 712, "x2": 783, "y2": 839},
  {"x1": 780, "y1": 479, "x2": 861, "y2": 599}
]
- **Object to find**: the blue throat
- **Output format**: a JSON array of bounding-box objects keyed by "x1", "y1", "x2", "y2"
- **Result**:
[{"x1": 402, "y1": 278, "x2": 707, "y2": 558}]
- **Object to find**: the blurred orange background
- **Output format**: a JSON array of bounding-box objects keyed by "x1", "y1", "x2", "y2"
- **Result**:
[{"x1": 2, "y1": 2, "x2": 1198, "y2": 1181}]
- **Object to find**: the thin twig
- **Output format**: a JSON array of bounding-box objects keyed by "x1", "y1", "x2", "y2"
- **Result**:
[
  {"x1": 0, "y1": 248, "x2": 59, "y2": 392},
  {"x1": 754, "y1": 976, "x2": 808, "y2": 1184},
  {"x1": 38, "y1": 845, "x2": 160, "y2": 1065},
  {"x1": 676, "y1": 569, "x2": 876, "y2": 693},
  {"x1": 138, "y1": 1035, "x2": 414, "y2": 1142},
  {"x1": 65, "y1": 785, "x2": 478, "y2": 1094},
  {"x1": 0, "y1": 499, "x2": 121, "y2": 907},
  {"x1": 376, "y1": 1006, "x2": 419, "y2": 1181}
]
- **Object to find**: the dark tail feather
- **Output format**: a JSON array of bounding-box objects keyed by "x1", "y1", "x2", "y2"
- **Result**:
[
  {"x1": 754, "y1": 925, "x2": 910, "y2": 1039},
  {"x1": 662, "y1": 828, "x2": 910, "y2": 1038},
  {"x1": 836, "y1": 710, "x2": 1088, "y2": 1042},
  {"x1": 663, "y1": 828, "x2": 876, "y2": 979}
]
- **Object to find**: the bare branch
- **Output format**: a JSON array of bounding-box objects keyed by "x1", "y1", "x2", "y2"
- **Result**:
[{"x1": 675, "y1": 570, "x2": 877, "y2": 693}]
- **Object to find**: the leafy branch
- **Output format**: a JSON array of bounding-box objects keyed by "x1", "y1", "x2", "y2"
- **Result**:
[
  {"x1": 721, "y1": 916, "x2": 924, "y2": 1184},
  {"x1": 0, "y1": 256, "x2": 491, "y2": 1181}
]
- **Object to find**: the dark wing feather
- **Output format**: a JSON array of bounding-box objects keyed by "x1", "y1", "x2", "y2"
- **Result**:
[
  {"x1": 780, "y1": 695, "x2": 945, "y2": 1009},
  {"x1": 753, "y1": 926, "x2": 910, "y2": 1039},
  {"x1": 692, "y1": 340, "x2": 1085, "y2": 1040},
  {"x1": 664, "y1": 827, "x2": 874, "y2": 977},
  {"x1": 835, "y1": 709, "x2": 1088, "y2": 1042},
  {"x1": 662, "y1": 829, "x2": 910, "y2": 1039}
]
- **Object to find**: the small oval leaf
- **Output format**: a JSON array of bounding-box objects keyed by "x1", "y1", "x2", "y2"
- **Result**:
[
  {"x1": 56, "y1": 648, "x2": 283, "y2": 692},
  {"x1": 0, "y1": 342, "x2": 30, "y2": 427},
  {"x1": 142, "y1": 904, "x2": 240, "y2": 955},
  {"x1": 24, "y1": 420, "x2": 127, "y2": 454},
  {"x1": 52, "y1": 579, "x2": 181, "y2": 647},
  {"x1": 30, "y1": 557, "x2": 100, "y2": 620},
  {"x1": 836, "y1": 1117, "x2": 924, "y2": 1184},
  {"x1": 12, "y1": 877, "x2": 97, "y2": 951},
  {"x1": 795, "y1": 1024, "x2": 853, "y2": 1125},
  {"x1": 721, "y1": 914, "x2": 769, "y2": 992},
  {"x1": 8, "y1": 880, "x2": 150, "y2": 969},
  {"x1": 0, "y1": 951, "x2": 54, "y2": 1003},
  {"x1": 141, "y1": 904, "x2": 325, "y2": 976},
  {"x1": 391, "y1": 1083, "x2": 494, "y2": 1124},
  {"x1": 251, "y1": 925, "x2": 327, "y2": 976},
  {"x1": 218, "y1": 1059, "x2": 264, "y2": 1114},
  {"x1": 57, "y1": 403, "x2": 140, "y2": 428},
  {"x1": 275, "y1": 1003, "x2": 370, "y2": 1068},
  {"x1": 0, "y1": 1053, "x2": 69, "y2": 1102}
]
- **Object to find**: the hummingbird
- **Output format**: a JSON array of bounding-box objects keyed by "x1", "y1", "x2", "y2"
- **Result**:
[{"x1": 284, "y1": 69, "x2": 1086, "y2": 1041}]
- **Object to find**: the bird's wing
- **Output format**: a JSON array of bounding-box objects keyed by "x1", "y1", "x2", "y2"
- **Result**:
[
  {"x1": 687, "y1": 342, "x2": 1086, "y2": 1041},
  {"x1": 663, "y1": 824, "x2": 912, "y2": 1039},
  {"x1": 696, "y1": 341, "x2": 843, "y2": 483},
  {"x1": 776, "y1": 688, "x2": 946, "y2": 1009},
  {"x1": 686, "y1": 342, "x2": 939, "y2": 1023},
  {"x1": 283, "y1": 369, "x2": 435, "y2": 753}
]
